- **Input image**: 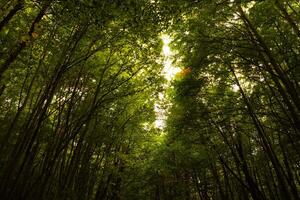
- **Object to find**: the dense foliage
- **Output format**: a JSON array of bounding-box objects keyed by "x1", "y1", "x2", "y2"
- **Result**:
[{"x1": 0, "y1": 0, "x2": 300, "y2": 199}]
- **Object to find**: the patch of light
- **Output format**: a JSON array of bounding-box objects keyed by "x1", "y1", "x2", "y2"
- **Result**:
[
  {"x1": 231, "y1": 68, "x2": 255, "y2": 93},
  {"x1": 161, "y1": 34, "x2": 171, "y2": 45},
  {"x1": 142, "y1": 122, "x2": 151, "y2": 131},
  {"x1": 161, "y1": 34, "x2": 181, "y2": 82},
  {"x1": 154, "y1": 103, "x2": 161, "y2": 112},
  {"x1": 162, "y1": 34, "x2": 171, "y2": 57},
  {"x1": 155, "y1": 119, "x2": 166, "y2": 130},
  {"x1": 163, "y1": 45, "x2": 171, "y2": 56},
  {"x1": 154, "y1": 102, "x2": 166, "y2": 129},
  {"x1": 232, "y1": 84, "x2": 239, "y2": 92},
  {"x1": 162, "y1": 61, "x2": 181, "y2": 81},
  {"x1": 158, "y1": 92, "x2": 164, "y2": 100},
  {"x1": 243, "y1": 1, "x2": 256, "y2": 14}
]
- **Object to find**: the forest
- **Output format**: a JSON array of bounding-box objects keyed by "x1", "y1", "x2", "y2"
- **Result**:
[{"x1": 0, "y1": 0, "x2": 300, "y2": 199}]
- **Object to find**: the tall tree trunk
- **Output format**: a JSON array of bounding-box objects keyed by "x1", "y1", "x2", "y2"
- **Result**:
[
  {"x1": 275, "y1": 0, "x2": 300, "y2": 39},
  {"x1": 0, "y1": 0, "x2": 53, "y2": 80},
  {"x1": 0, "y1": 0, "x2": 24, "y2": 32}
]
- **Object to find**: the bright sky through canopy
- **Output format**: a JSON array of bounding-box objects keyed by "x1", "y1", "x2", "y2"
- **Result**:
[
  {"x1": 154, "y1": 34, "x2": 181, "y2": 129},
  {"x1": 161, "y1": 35, "x2": 181, "y2": 81}
]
